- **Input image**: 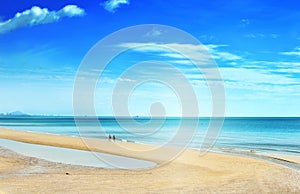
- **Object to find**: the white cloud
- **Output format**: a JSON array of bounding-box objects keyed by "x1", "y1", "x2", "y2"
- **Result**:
[
  {"x1": 281, "y1": 52, "x2": 300, "y2": 56},
  {"x1": 117, "y1": 42, "x2": 300, "y2": 98},
  {"x1": 244, "y1": 61, "x2": 300, "y2": 72},
  {"x1": 218, "y1": 64, "x2": 300, "y2": 101},
  {"x1": 212, "y1": 51, "x2": 242, "y2": 61},
  {"x1": 160, "y1": 53, "x2": 186, "y2": 59},
  {"x1": 144, "y1": 28, "x2": 162, "y2": 37},
  {"x1": 59, "y1": 5, "x2": 85, "y2": 17},
  {"x1": 103, "y1": 0, "x2": 129, "y2": 13},
  {"x1": 280, "y1": 47, "x2": 300, "y2": 56},
  {"x1": 119, "y1": 42, "x2": 242, "y2": 64},
  {"x1": 169, "y1": 60, "x2": 193, "y2": 65},
  {"x1": 119, "y1": 42, "x2": 169, "y2": 53},
  {"x1": 0, "y1": 5, "x2": 85, "y2": 34},
  {"x1": 244, "y1": 33, "x2": 280, "y2": 39},
  {"x1": 118, "y1": 77, "x2": 136, "y2": 82},
  {"x1": 241, "y1": 19, "x2": 250, "y2": 27},
  {"x1": 119, "y1": 42, "x2": 213, "y2": 64},
  {"x1": 270, "y1": 34, "x2": 280, "y2": 39},
  {"x1": 220, "y1": 67, "x2": 298, "y2": 86},
  {"x1": 205, "y1": 44, "x2": 243, "y2": 61}
]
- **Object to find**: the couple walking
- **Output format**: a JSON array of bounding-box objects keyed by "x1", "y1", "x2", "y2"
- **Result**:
[{"x1": 108, "y1": 134, "x2": 116, "y2": 141}]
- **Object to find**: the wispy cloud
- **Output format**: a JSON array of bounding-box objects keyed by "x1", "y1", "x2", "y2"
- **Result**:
[
  {"x1": 103, "y1": 0, "x2": 129, "y2": 13},
  {"x1": 118, "y1": 77, "x2": 136, "y2": 82},
  {"x1": 244, "y1": 33, "x2": 280, "y2": 39},
  {"x1": 221, "y1": 67, "x2": 299, "y2": 86},
  {"x1": 144, "y1": 28, "x2": 162, "y2": 37},
  {"x1": 119, "y1": 42, "x2": 242, "y2": 64},
  {"x1": 0, "y1": 5, "x2": 85, "y2": 34},
  {"x1": 117, "y1": 41, "x2": 300, "y2": 101},
  {"x1": 206, "y1": 45, "x2": 243, "y2": 61},
  {"x1": 280, "y1": 47, "x2": 300, "y2": 56},
  {"x1": 217, "y1": 57, "x2": 300, "y2": 101},
  {"x1": 241, "y1": 19, "x2": 250, "y2": 27},
  {"x1": 243, "y1": 61, "x2": 300, "y2": 71},
  {"x1": 118, "y1": 42, "x2": 214, "y2": 67}
]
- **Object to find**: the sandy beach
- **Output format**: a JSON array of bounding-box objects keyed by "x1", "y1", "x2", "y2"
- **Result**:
[{"x1": 0, "y1": 128, "x2": 300, "y2": 193}]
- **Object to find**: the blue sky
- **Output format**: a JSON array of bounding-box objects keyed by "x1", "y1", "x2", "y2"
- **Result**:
[{"x1": 0, "y1": 0, "x2": 299, "y2": 116}]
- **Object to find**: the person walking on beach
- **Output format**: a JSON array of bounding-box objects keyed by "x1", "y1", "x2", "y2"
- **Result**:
[
  {"x1": 108, "y1": 134, "x2": 111, "y2": 141},
  {"x1": 112, "y1": 135, "x2": 116, "y2": 142}
]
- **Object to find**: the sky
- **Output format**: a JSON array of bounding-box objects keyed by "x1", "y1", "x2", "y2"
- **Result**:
[{"x1": 0, "y1": 0, "x2": 299, "y2": 117}]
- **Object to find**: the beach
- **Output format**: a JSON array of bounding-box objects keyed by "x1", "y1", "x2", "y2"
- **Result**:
[
  {"x1": 0, "y1": 128, "x2": 300, "y2": 193},
  {"x1": 2, "y1": 0, "x2": 300, "y2": 193}
]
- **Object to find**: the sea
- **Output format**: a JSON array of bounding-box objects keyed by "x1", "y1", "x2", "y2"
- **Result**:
[{"x1": 0, "y1": 117, "x2": 299, "y2": 157}]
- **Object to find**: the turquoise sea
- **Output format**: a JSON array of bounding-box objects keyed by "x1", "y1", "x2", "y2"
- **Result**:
[{"x1": 0, "y1": 117, "x2": 299, "y2": 157}]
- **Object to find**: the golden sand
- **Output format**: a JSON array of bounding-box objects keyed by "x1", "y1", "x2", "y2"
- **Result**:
[{"x1": 0, "y1": 128, "x2": 300, "y2": 193}]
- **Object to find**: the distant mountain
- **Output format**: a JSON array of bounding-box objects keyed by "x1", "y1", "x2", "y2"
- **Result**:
[
  {"x1": 0, "y1": 111, "x2": 30, "y2": 117},
  {"x1": 10, "y1": 111, "x2": 29, "y2": 116}
]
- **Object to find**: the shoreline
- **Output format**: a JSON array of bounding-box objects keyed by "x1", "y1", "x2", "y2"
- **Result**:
[
  {"x1": 210, "y1": 148, "x2": 300, "y2": 171},
  {"x1": 0, "y1": 127, "x2": 299, "y2": 169},
  {"x1": 1, "y1": 127, "x2": 300, "y2": 193}
]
